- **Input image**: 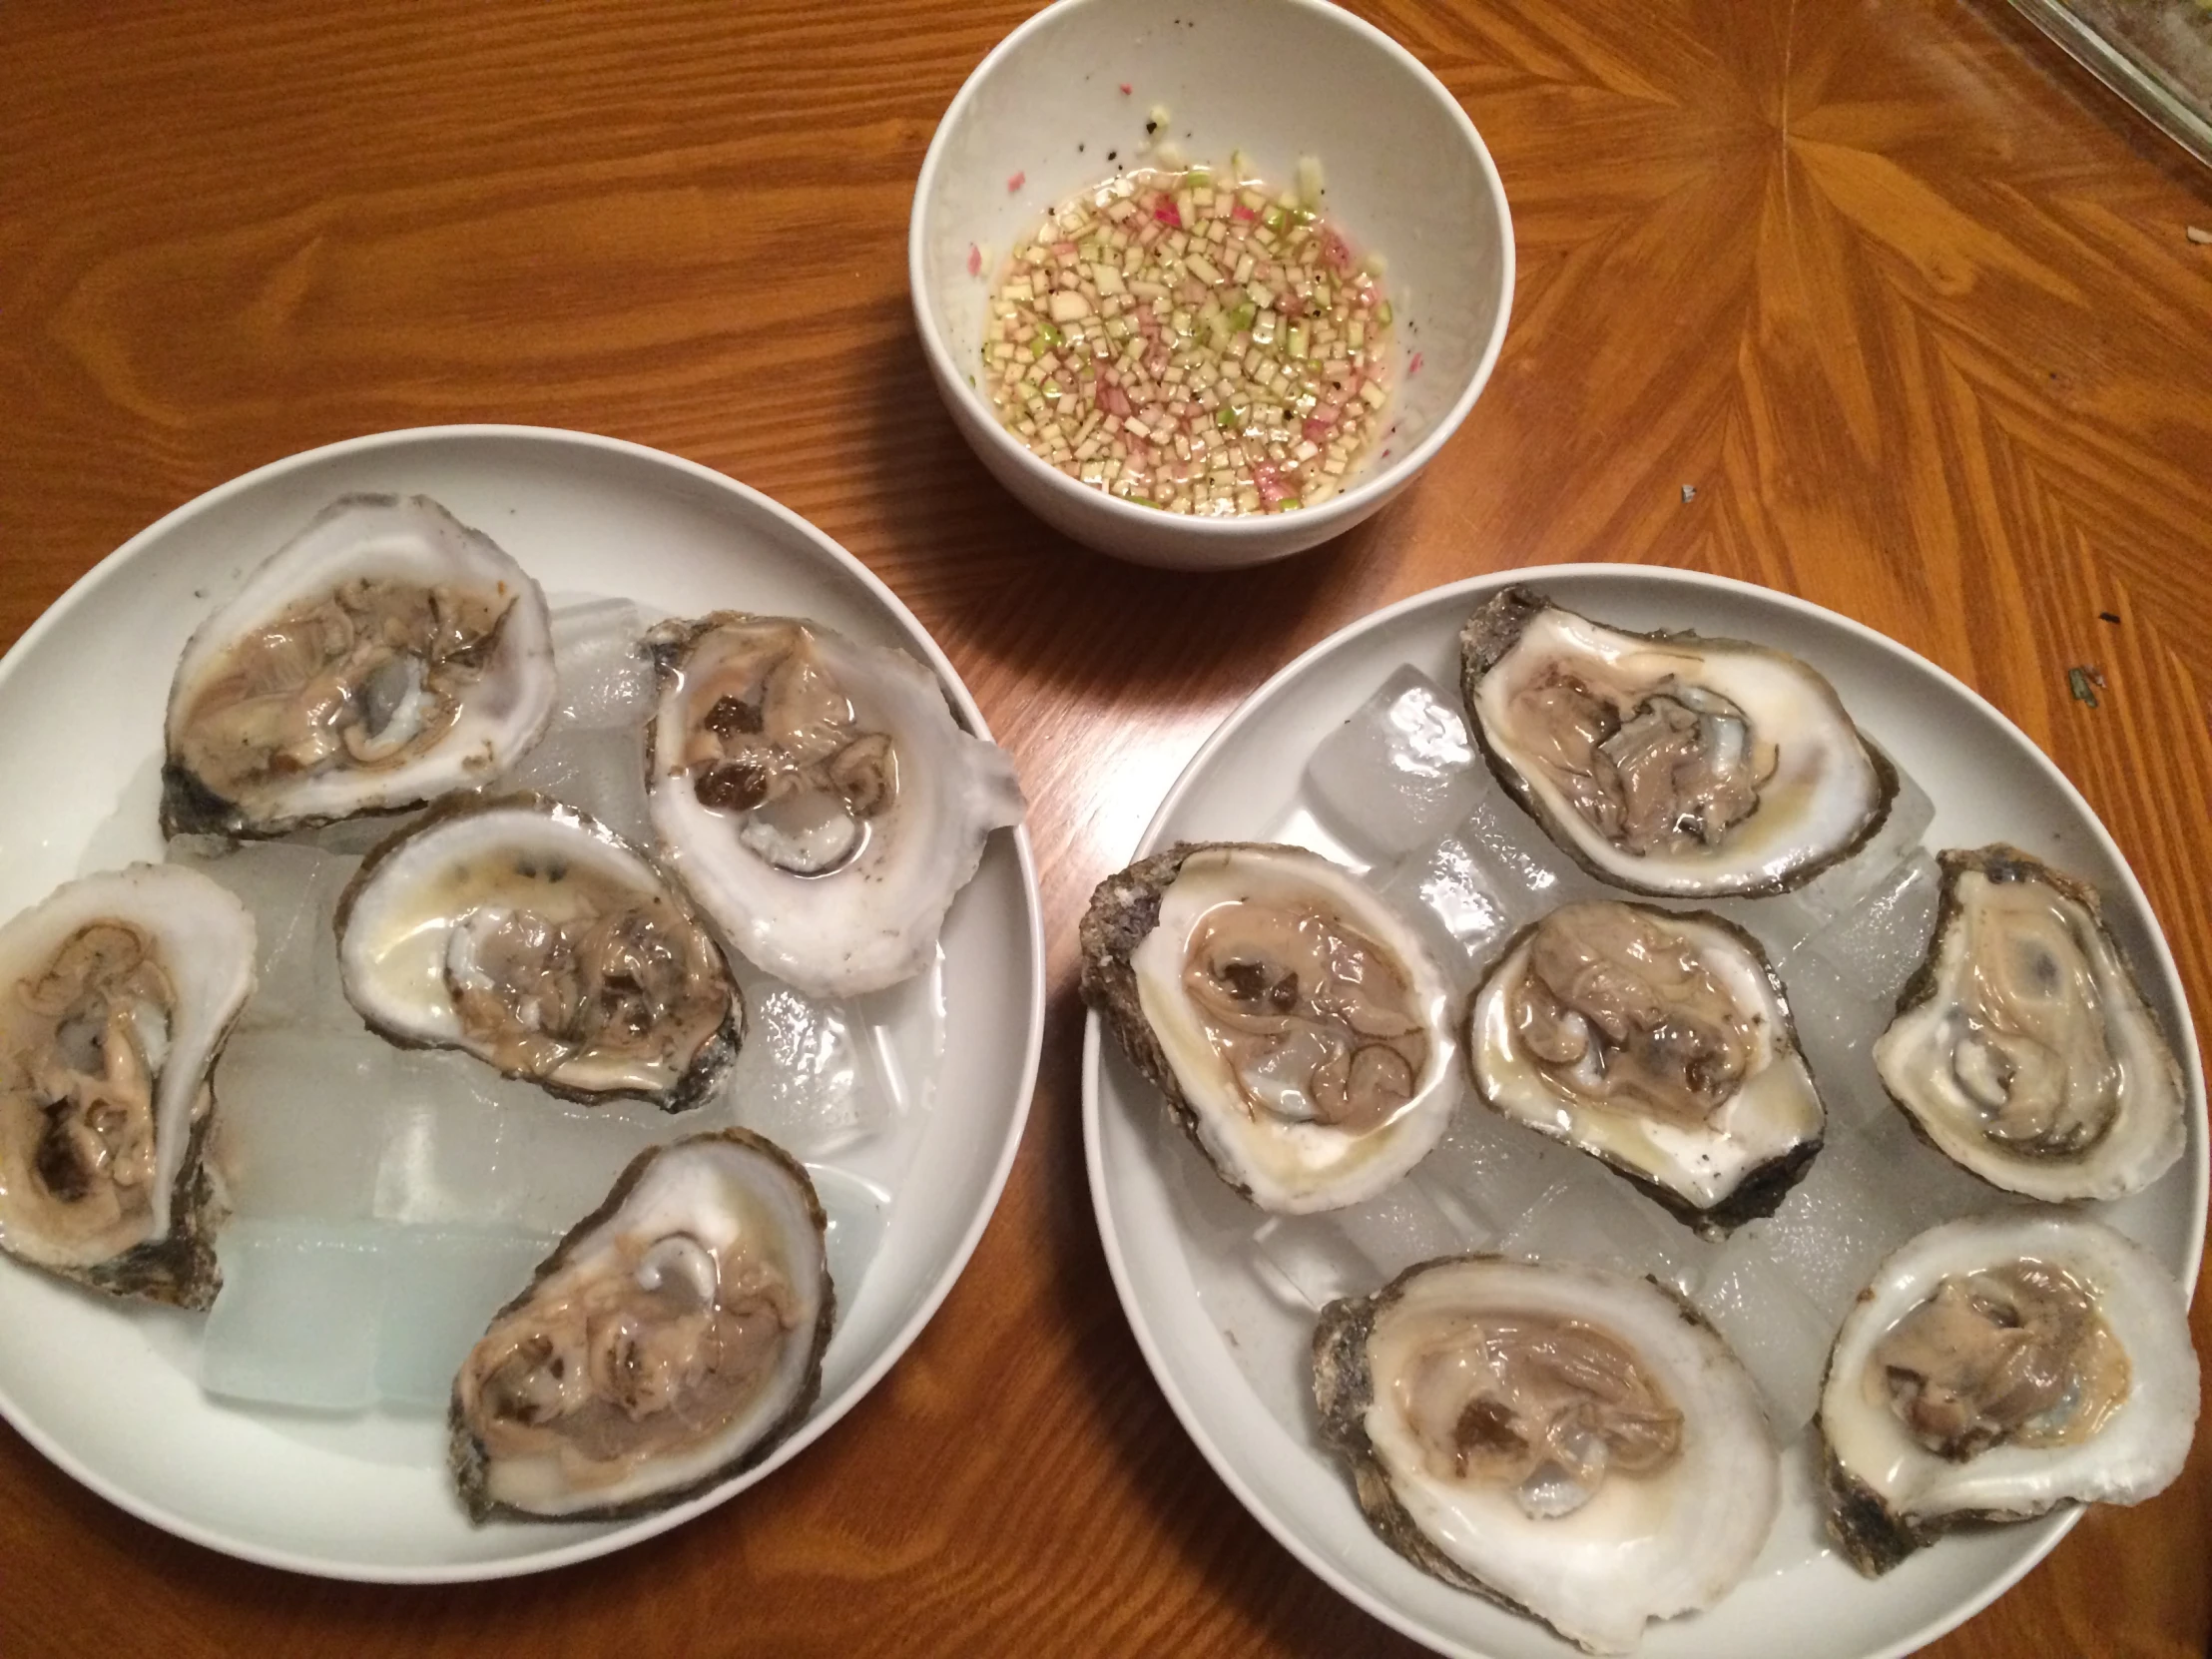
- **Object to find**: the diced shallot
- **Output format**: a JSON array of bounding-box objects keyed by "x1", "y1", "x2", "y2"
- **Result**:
[{"x1": 982, "y1": 163, "x2": 1393, "y2": 517}]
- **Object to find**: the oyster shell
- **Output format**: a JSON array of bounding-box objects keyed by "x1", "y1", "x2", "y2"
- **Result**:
[
  {"x1": 1458, "y1": 588, "x2": 1895, "y2": 897},
  {"x1": 1081, "y1": 842, "x2": 1457, "y2": 1213},
  {"x1": 162, "y1": 495, "x2": 556, "y2": 837},
  {"x1": 1467, "y1": 899, "x2": 1825, "y2": 1233},
  {"x1": 335, "y1": 795, "x2": 743, "y2": 1110},
  {"x1": 645, "y1": 614, "x2": 1024, "y2": 998},
  {"x1": 1874, "y1": 845, "x2": 2186, "y2": 1201},
  {"x1": 1819, "y1": 1212, "x2": 2198, "y2": 1575},
  {"x1": 450, "y1": 1128, "x2": 833, "y2": 1522},
  {"x1": 0, "y1": 865, "x2": 256, "y2": 1307},
  {"x1": 1316, "y1": 1255, "x2": 1779, "y2": 1655}
]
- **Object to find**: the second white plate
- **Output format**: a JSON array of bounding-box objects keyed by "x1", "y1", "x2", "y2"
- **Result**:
[{"x1": 1083, "y1": 565, "x2": 2205, "y2": 1659}]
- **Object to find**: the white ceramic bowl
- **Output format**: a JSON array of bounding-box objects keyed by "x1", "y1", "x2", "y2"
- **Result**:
[{"x1": 909, "y1": 0, "x2": 1514, "y2": 569}]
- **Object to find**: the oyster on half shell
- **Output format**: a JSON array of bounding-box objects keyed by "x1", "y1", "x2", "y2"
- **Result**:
[
  {"x1": 450, "y1": 1128, "x2": 832, "y2": 1522},
  {"x1": 1316, "y1": 1255, "x2": 1779, "y2": 1655},
  {"x1": 1820, "y1": 1213, "x2": 2198, "y2": 1575},
  {"x1": 162, "y1": 495, "x2": 556, "y2": 838},
  {"x1": 1459, "y1": 589, "x2": 1895, "y2": 898},
  {"x1": 1081, "y1": 842, "x2": 1457, "y2": 1214},
  {"x1": 335, "y1": 795, "x2": 743, "y2": 1111},
  {"x1": 646, "y1": 614, "x2": 1024, "y2": 998},
  {"x1": 1875, "y1": 845, "x2": 2186, "y2": 1202},
  {"x1": 1467, "y1": 899, "x2": 1825, "y2": 1233},
  {"x1": 0, "y1": 865, "x2": 256, "y2": 1307}
]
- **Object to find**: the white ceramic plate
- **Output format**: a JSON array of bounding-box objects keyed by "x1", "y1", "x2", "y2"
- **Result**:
[
  {"x1": 0, "y1": 426, "x2": 1045, "y2": 1582},
  {"x1": 1083, "y1": 566, "x2": 2207, "y2": 1659}
]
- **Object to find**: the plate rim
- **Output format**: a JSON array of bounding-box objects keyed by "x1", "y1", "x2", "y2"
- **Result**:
[
  {"x1": 0, "y1": 423, "x2": 1048, "y2": 1583},
  {"x1": 1081, "y1": 561, "x2": 2208, "y2": 1659}
]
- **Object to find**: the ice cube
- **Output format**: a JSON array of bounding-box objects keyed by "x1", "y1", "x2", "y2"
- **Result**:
[
  {"x1": 1693, "y1": 1232, "x2": 1836, "y2": 1434},
  {"x1": 499, "y1": 1096, "x2": 677, "y2": 1235},
  {"x1": 726, "y1": 969, "x2": 886, "y2": 1156},
  {"x1": 1743, "y1": 761, "x2": 1937, "y2": 951},
  {"x1": 170, "y1": 840, "x2": 360, "y2": 1031},
  {"x1": 370, "y1": 1048, "x2": 676, "y2": 1233},
  {"x1": 1377, "y1": 789, "x2": 1599, "y2": 986},
  {"x1": 497, "y1": 724, "x2": 652, "y2": 843},
  {"x1": 1497, "y1": 1170, "x2": 1720, "y2": 1299},
  {"x1": 1305, "y1": 667, "x2": 1483, "y2": 859},
  {"x1": 1742, "y1": 1132, "x2": 1919, "y2": 1324},
  {"x1": 547, "y1": 596, "x2": 654, "y2": 730},
  {"x1": 1800, "y1": 849, "x2": 1939, "y2": 1010},
  {"x1": 1853, "y1": 1105, "x2": 2008, "y2": 1240},
  {"x1": 1774, "y1": 946, "x2": 1896, "y2": 1133},
  {"x1": 287, "y1": 809, "x2": 427, "y2": 857},
  {"x1": 200, "y1": 1219, "x2": 390, "y2": 1409},
  {"x1": 1249, "y1": 1214, "x2": 1373, "y2": 1312},
  {"x1": 371, "y1": 1226, "x2": 559, "y2": 1410},
  {"x1": 1415, "y1": 1104, "x2": 1590, "y2": 1238},
  {"x1": 847, "y1": 947, "x2": 947, "y2": 1120},
  {"x1": 1331, "y1": 1181, "x2": 1467, "y2": 1279},
  {"x1": 374, "y1": 1082, "x2": 513, "y2": 1229},
  {"x1": 1403, "y1": 1161, "x2": 1499, "y2": 1253},
  {"x1": 213, "y1": 1027, "x2": 397, "y2": 1220},
  {"x1": 1378, "y1": 832, "x2": 1515, "y2": 986},
  {"x1": 1456, "y1": 789, "x2": 1596, "y2": 925}
]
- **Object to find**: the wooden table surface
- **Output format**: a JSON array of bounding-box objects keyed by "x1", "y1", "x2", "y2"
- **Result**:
[{"x1": 3, "y1": 0, "x2": 2209, "y2": 1654}]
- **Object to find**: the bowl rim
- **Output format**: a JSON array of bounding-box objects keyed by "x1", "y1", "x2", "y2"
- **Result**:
[{"x1": 907, "y1": 0, "x2": 1517, "y2": 544}]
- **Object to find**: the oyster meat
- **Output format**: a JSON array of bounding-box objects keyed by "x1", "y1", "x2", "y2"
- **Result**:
[
  {"x1": 1459, "y1": 588, "x2": 1895, "y2": 897},
  {"x1": 1316, "y1": 1255, "x2": 1779, "y2": 1655},
  {"x1": 646, "y1": 614, "x2": 1024, "y2": 998},
  {"x1": 163, "y1": 495, "x2": 556, "y2": 837},
  {"x1": 0, "y1": 865, "x2": 256, "y2": 1306},
  {"x1": 336, "y1": 796, "x2": 743, "y2": 1111},
  {"x1": 1820, "y1": 1212, "x2": 2198, "y2": 1574},
  {"x1": 1081, "y1": 842, "x2": 1457, "y2": 1213},
  {"x1": 1875, "y1": 845, "x2": 2186, "y2": 1201},
  {"x1": 1467, "y1": 899, "x2": 1824, "y2": 1232},
  {"x1": 450, "y1": 1128, "x2": 833, "y2": 1521}
]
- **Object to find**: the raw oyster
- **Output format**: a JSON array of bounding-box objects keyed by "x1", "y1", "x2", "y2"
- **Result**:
[
  {"x1": 1316, "y1": 1255, "x2": 1778, "y2": 1655},
  {"x1": 1875, "y1": 845, "x2": 2185, "y2": 1201},
  {"x1": 0, "y1": 865, "x2": 256, "y2": 1307},
  {"x1": 335, "y1": 795, "x2": 742, "y2": 1111},
  {"x1": 1467, "y1": 899, "x2": 1824, "y2": 1233},
  {"x1": 1458, "y1": 588, "x2": 1895, "y2": 897},
  {"x1": 1820, "y1": 1212, "x2": 2198, "y2": 1574},
  {"x1": 450, "y1": 1128, "x2": 833, "y2": 1521},
  {"x1": 1081, "y1": 842, "x2": 1456, "y2": 1213},
  {"x1": 163, "y1": 495, "x2": 556, "y2": 837},
  {"x1": 646, "y1": 614, "x2": 1024, "y2": 998}
]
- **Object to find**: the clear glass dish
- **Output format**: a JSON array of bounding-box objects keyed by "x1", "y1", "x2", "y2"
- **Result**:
[{"x1": 2004, "y1": 0, "x2": 2212, "y2": 168}]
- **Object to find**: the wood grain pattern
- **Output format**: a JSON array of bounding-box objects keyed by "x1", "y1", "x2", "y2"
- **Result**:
[{"x1": 2, "y1": 0, "x2": 2209, "y2": 1654}]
